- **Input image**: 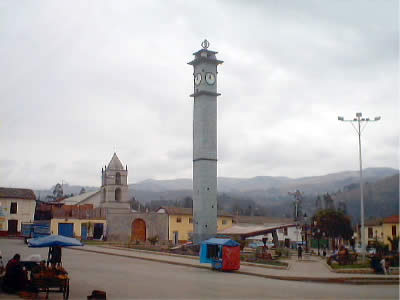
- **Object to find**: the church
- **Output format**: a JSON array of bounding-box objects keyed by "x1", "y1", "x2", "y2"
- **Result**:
[{"x1": 61, "y1": 153, "x2": 169, "y2": 241}]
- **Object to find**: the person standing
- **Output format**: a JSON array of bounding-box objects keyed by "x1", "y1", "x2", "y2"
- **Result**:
[
  {"x1": 0, "y1": 250, "x2": 4, "y2": 274},
  {"x1": 297, "y1": 245, "x2": 303, "y2": 260}
]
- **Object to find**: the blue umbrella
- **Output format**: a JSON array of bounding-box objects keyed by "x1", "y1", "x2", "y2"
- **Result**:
[{"x1": 28, "y1": 235, "x2": 83, "y2": 248}]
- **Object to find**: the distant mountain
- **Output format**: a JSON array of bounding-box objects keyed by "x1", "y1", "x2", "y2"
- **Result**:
[
  {"x1": 129, "y1": 167, "x2": 398, "y2": 195},
  {"x1": 131, "y1": 178, "x2": 192, "y2": 192},
  {"x1": 34, "y1": 168, "x2": 398, "y2": 220},
  {"x1": 334, "y1": 174, "x2": 399, "y2": 221}
]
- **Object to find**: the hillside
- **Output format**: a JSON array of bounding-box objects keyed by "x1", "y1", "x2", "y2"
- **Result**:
[
  {"x1": 33, "y1": 167, "x2": 398, "y2": 220},
  {"x1": 333, "y1": 174, "x2": 399, "y2": 221},
  {"x1": 130, "y1": 167, "x2": 398, "y2": 193}
]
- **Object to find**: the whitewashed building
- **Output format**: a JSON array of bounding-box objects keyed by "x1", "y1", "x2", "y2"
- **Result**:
[{"x1": 0, "y1": 187, "x2": 36, "y2": 236}]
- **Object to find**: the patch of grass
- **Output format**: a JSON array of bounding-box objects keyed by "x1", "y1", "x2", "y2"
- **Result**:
[
  {"x1": 254, "y1": 259, "x2": 288, "y2": 267},
  {"x1": 83, "y1": 240, "x2": 119, "y2": 246},
  {"x1": 83, "y1": 240, "x2": 106, "y2": 245},
  {"x1": 330, "y1": 262, "x2": 371, "y2": 269}
]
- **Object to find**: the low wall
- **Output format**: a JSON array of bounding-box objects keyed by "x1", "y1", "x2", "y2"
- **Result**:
[{"x1": 106, "y1": 211, "x2": 168, "y2": 242}]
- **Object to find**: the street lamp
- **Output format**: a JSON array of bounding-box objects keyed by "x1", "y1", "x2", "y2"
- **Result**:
[
  {"x1": 313, "y1": 220, "x2": 322, "y2": 256},
  {"x1": 338, "y1": 112, "x2": 381, "y2": 262},
  {"x1": 303, "y1": 213, "x2": 308, "y2": 252}
]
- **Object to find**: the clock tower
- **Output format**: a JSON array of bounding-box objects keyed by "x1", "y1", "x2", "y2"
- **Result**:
[{"x1": 188, "y1": 40, "x2": 223, "y2": 244}]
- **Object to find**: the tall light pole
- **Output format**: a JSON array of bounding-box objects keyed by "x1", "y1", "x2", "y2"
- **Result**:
[{"x1": 338, "y1": 112, "x2": 381, "y2": 261}]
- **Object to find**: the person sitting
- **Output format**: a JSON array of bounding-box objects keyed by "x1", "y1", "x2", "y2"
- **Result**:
[{"x1": 2, "y1": 254, "x2": 28, "y2": 293}]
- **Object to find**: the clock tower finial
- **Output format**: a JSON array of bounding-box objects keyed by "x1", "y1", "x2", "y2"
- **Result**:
[{"x1": 201, "y1": 39, "x2": 209, "y2": 49}]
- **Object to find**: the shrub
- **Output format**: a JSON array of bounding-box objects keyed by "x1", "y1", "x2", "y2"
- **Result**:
[
  {"x1": 275, "y1": 248, "x2": 290, "y2": 257},
  {"x1": 148, "y1": 235, "x2": 159, "y2": 245}
]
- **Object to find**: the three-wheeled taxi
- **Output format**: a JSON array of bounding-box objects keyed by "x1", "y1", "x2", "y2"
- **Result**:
[{"x1": 200, "y1": 238, "x2": 240, "y2": 271}]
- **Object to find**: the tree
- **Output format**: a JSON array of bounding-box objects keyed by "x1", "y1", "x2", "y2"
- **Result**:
[
  {"x1": 323, "y1": 193, "x2": 335, "y2": 210},
  {"x1": 53, "y1": 183, "x2": 63, "y2": 200},
  {"x1": 313, "y1": 209, "x2": 353, "y2": 241},
  {"x1": 337, "y1": 200, "x2": 347, "y2": 214},
  {"x1": 79, "y1": 187, "x2": 86, "y2": 195},
  {"x1": 182, "y1": 196, "x2": 193, "y2": 208},
  {"x1": 315, "y1": 195, "x2": 322, "y2": 211}
]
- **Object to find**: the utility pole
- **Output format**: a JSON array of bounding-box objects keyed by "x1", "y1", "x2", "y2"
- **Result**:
[
  {"x1": 338, "y1": 112, "x2": 381, "y2": 262},
  {"x1": 288, "y1": 190, "x2": 303, "y2": 222}
]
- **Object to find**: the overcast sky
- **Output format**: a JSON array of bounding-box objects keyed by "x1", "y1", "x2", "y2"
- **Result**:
[{"x1": 1, "y1": 1, "x2": 398, "y2": 189}]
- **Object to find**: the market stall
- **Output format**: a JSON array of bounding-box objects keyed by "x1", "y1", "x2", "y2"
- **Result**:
[
  {"x1": 26, "y1": 235, "x2": 83, "y2": 299},
  {"x1": 200, "y1": 238, "x2": 240, "y2": 271}
]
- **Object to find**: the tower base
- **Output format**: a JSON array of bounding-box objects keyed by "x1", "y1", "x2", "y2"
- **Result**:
[{"x1": 192, "y1": 232, "x2": 216, "y2": 245}]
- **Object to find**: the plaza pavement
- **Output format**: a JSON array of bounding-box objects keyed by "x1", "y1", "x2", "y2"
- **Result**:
[
  {"x1": 0, "y1": 239, "x2": 399, "y2": 299},
  {"x1": 70, "y1": 245, "x2": 399, "y2": 285}
]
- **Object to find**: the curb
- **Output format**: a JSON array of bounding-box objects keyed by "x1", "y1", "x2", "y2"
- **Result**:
[
  {"x1": 98, "y1": 245, "x2": 289, "y2": 270},
  {"x1": 67, "y1": 247, "x2": 399, "y2": 285}
]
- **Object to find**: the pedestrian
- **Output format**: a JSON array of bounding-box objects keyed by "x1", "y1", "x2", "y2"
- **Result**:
[
  {"x1": 0, "y1": 250, "x2": 4, "y2": 274},
  {"x1": 297, "y1": 245, "x2": 303, "y2": 260},
  {"x1": 380, "y1": 257, "x2": 387, "y2": 275}
]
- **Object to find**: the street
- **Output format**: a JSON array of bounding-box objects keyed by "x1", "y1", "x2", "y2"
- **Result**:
[{"x1": 1, "y1": 239, "x2": 398, "y2": 299}]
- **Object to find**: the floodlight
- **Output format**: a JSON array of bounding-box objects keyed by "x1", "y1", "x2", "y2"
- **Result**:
[
  {"x1": 356, "y1": 112, "x2": 362, "y2": 117},
  {"x1": 374, "y1": 116, "x2": 381, "y2": 121}
]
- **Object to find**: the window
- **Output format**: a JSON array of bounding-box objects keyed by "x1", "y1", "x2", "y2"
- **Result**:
[
  {"x1": 115, "y1": 188, "x2": 121, "y2": 201},
  {"x1": 392, "y1": 225, "x2": 397, "y2": 237},
  {"x1": 368, "y1": 227, "x2": 373, "y2": 239},
  {"x1": 222, "y1": 219, "x2": 227, "y2": 225},
  {"x1": 10, "y1": 202, "x2": 17, "y2": 214},
  {"x1": 176, "y1": 217, "x2": 182, "y2": 223},
  {"x1": 115, "y1": 172, "x2": 121, "y2": 185},
  {"x1": 189, "y1": 218, "x2": 193, "y2": 224}
]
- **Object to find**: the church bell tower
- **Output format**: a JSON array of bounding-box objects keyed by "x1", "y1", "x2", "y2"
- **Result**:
[
  {"x1": 100, "y1": 152, "x2": 130, "y2": 210},
  {"x1": 188, "y1": 40, "x2": 223, "y2": 244}
]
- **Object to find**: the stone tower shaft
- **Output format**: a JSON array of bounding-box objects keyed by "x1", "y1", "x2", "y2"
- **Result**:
[{"x1": 188, "y1": 41, "x2": 223, "y2": 244}]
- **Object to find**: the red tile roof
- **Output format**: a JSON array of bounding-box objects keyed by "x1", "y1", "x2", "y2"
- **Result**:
[
  {"x1": 0, "y1": 187, "x2": 36, "y2": 200},
  {"x1": 383, "y1": 215, "x2": 399, "y2": 224}
]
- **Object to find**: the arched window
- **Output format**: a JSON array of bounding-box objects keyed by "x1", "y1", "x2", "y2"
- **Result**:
[
  {"x1": 115, "y1": 188, "x2": 121, "y2": 201},
  {"x1": 116, "y1": 172, "x2": 121, "y2": 185}
]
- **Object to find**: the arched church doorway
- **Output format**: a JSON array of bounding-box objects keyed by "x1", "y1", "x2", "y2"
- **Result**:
[{"x1": 131, "y1": 219, "x2": 146, "y2": 242}]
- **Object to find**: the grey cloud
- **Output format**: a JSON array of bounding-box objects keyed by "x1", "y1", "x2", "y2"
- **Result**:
[{"x1": 0, "y1": 1, "x2": 397, "y2": 188}]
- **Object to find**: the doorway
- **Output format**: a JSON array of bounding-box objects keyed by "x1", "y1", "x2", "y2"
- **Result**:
[
  {"x1": 93, "y1": 223, "x2": 104, "y2": 240},
  {"x1": 81, "y1": 223, "x2": 88, "y2": 240},
  {"x1": 131, "y1": 219, "x2": 146, "y2": 242},
  {"x1": 174, "y1": 231, "x2": 179, "y2": 245},
  {"x1": 8, "y1": 220, "x2": 18, "y2": 236},
  {"x1": 58, "y1": 223, "x2": 74, "y2": 237}
]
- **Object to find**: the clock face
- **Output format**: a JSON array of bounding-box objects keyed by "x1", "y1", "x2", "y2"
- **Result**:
[
  {"x1": 205, "y1": 72, "x2": 216, "y2": 85},
  {"x1": 194, "y1": 73, "x2": 202, "y2": 86}
]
